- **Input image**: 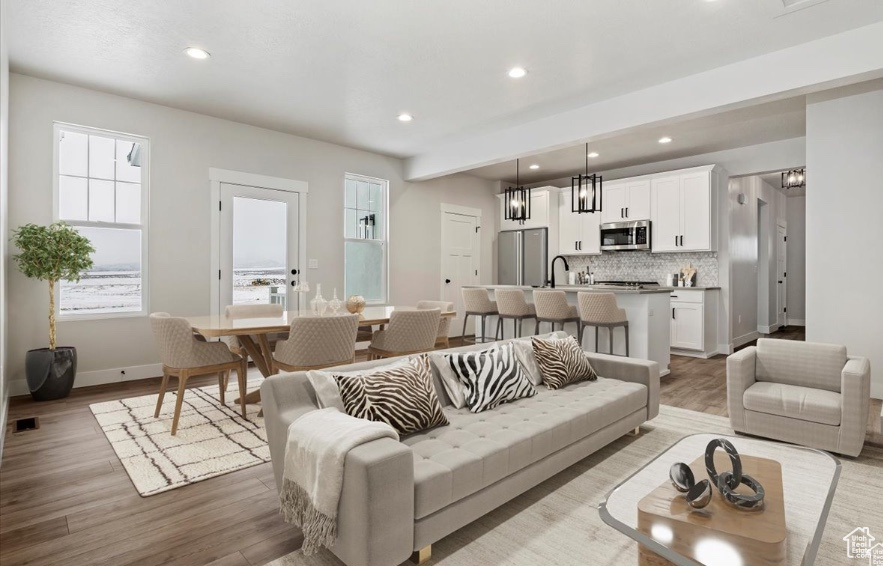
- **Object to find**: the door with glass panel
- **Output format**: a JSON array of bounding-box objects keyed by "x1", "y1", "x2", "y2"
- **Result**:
[{"x1": 219, "y1": 184, "x2": 300, "y2": 313}]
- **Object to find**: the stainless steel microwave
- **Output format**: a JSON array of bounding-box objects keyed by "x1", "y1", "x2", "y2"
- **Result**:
[{"x1": 600, "y1": 220, "x2": 651, "y2": 251}]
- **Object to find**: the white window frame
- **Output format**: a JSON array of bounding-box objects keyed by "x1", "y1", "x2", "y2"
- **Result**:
[
  {"x1": 52, "y1": 122, "x2": 150, "y2": 320},
  {"x1": 343, "y1": 173, "x2": 388, "y2": 305}
]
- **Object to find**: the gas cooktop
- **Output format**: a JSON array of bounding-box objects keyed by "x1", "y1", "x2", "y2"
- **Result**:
[{"x1": 593, "y1": 281, "x2": 660, "y2": 289}]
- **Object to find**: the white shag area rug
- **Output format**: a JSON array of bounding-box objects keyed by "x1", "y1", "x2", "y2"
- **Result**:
[
  {"x1": 268, "y1": 405, "x2": 883, "y2": 566},
  {"x1": 90, "y1": 376, "x2": 269, "y2": 496}
]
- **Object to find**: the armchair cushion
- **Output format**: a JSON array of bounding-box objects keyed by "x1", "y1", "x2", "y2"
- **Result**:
[
  {"x1": 743, "y1": 382, "x2": 841, "y2": 426},
  {"x1": 755, "y1": 339, "x2": 846, "y2": 393}
]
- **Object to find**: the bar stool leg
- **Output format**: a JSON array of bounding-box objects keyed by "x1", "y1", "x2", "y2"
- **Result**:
[
  {"x1": 624, "y1": 323, "x2": 630, "y2": 357},
  {"x1": 594, "y1": 326, "x2": 599, "y2": 353},
  {"x1": 496, "y1": 317, "x2": 502, "y2": 340},
  {"x1": 535, "y1": 320, "x2": 540, "y2": 335},
  {"x1": 462, "y1": 313, "x2": 469, "y2": 341},
  {"x1": 609, "y1": 327, "x2": 614, "y2": 355}
]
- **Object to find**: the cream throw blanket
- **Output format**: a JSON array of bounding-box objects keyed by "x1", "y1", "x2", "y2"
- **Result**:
[{"x1": 281, "y1": 408, "x2": 399, "y2": 555}]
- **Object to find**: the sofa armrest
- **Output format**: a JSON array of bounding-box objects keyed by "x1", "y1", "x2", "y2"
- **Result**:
[
  {"x1": 261, "y1": 372, "x2": 320, "y2": 491},
  {"x1": 586, "y1": 352, "x2": 659, "y2": 420},
  {"x1": 332, "y1": 438, "x2": 415, "y2": 566},
  {"x1": 726, "y1": 346, "x2": 757, "y2": 431},
  {"x1": 839, "y1": 356, "x2": 870, "y2": 457}
]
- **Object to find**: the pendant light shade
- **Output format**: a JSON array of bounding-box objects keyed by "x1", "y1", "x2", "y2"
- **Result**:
[
  {"x1": 571, "y1": 144, "x2": 602, "y2": 213},
  {"x1": 505, "y1": 159, "x2": 531, "y2": 223},
  {"x1": 781, "y1": 168, "x2": 806, "y2": 189}
]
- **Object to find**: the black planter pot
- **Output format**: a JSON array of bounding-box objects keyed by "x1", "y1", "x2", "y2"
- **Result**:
[{"x1": 26, "y1": 347, "x2": 77, "y2": 401}]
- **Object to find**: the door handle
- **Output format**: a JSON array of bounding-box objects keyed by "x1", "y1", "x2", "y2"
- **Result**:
[{"x1": 445, "y1": 278, "x2": 451, "y2": 284}]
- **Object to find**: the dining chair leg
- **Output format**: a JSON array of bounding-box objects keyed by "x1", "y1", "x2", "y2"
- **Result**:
[
  {"x1": 222, "y1": 370, "x2": 230, "y2": 392},
  {"x1": 238, "y1": 359, "x2": 248, "y2": 419},
  {"x1": 217, "y1": 372, "x2": 226, "y2": 405},
  {"x1": 170, "y1": 369, "x2": 189, "y2": 436},
  {"x1": 154, "y1": 369, "x2": 170, "y2": 418}
]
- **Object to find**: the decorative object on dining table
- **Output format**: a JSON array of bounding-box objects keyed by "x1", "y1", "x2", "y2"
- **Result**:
[
  {"x1": 311, "y1": 284, "x2": 328, "y2": 316},
  {"x1": 669, "y1": 437, "x2": 765, "y2": 512},
  {"x1": 346, "y1": 295, "x2": 366, "y2": 316},
  {"x1": 329, "y1": 288, "x2": 342, "y2": 315}
]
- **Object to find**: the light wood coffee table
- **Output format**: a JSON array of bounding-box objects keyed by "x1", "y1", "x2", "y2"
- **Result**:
[{"x1": 599, "y1": 434, "x2": 840, "y2": 566}]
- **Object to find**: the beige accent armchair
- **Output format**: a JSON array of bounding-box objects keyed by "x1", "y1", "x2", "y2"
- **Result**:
[
  {"x1": 367, "y1": 309, "x2": 441, "y2": 360},
  {"x1": 727, "y1": 338, "x2": 870, "y2": 457},
  {"x1": 273, "y1": 314, "x2": 359, "y2": 373},
  {"x1": 150, "y1": 313, "x2": 248, "y2": 435},
  {"x1": 416, "y1": 300, "x2": 454, "y2": 349}
]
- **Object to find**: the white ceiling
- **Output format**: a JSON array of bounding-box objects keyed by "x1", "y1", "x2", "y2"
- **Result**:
[
  {"x1": 469, "y1": 96, "x2": 807, "y2": 183},
  {"x1": 8, "y1": 0, "x2": 883, "y2": 159}
]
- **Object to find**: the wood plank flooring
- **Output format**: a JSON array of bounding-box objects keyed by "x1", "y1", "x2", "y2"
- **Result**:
[{"x1": 2, "y1": 327, "x2": 880, "y2": 565}]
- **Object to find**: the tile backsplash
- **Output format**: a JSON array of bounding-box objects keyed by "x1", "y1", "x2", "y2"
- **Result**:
[{"x1": 565, "y1": 251, "x2": 719, "y2": 287}]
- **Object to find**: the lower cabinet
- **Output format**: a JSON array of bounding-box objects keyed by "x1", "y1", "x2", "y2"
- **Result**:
[{"x1": 670, "y1": 290, "x2": 719, "y2": 357}]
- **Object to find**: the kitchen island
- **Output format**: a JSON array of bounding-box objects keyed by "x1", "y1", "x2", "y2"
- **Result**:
[{"x1": 464, "y1": 285, "x2": 671, "y2": 376}]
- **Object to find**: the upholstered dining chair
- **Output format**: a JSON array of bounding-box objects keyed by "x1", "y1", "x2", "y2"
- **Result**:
[
  {"x1": 149, "y1": 312, "x2": 248, "y2": 435},
  {"x1": 533, "y1": 290, "x2": 581, "y2": 339},
  {"x1": 367, "y1": 309, "x2": 441, "y2": 360},
  {"x1": 461, "y1": 288, "x2": 498, "y2": 343},
  {"x1": 577, "y1": 292, "x2": 629, "y2": 356},
  {"x1": 273, "y1": 313, "x2": 360, "y2": 373},
  {"x1": 416, "y1": 300, "x2": 454, "y2": 349},
  {"x1": 494, "y1": 288, "x2": 536, "y2": 340}
]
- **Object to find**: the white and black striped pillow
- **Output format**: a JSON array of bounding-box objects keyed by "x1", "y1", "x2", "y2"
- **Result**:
[
  {"x1": 531, "y1": 336, "x2": 597, "y2": 390},
  {"x1": 448, "y1": 344, "x2": 537, "y2": 413},
  {"x1": 333, "y1": 355, "x2": 449, "y2": 435}
]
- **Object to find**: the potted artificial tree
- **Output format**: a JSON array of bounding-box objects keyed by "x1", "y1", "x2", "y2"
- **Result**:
[{"x1": 12, "y1": 221, "x2": 94, "y2": 401}]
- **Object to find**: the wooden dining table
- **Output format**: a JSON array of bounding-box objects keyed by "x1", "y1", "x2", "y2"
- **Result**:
[{"x1": 184, "y1": 306, "x2": 456, "y2": 405}]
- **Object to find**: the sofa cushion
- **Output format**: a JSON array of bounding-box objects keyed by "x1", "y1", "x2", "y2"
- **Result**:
[
  {"x1": 743, "y1": 382, "x2": 841, "y2": 426},
  {"x1": 531, "y1": 336, "x2": 597, "y2": 389},
  {"x1": 447, "y1": 343, "x2": 537, "y2": 413},
  {"x1": 755, "y1": 339, "x2": 845, "y2": 393},
  {"x1": 402, "y1": 376, "x2": 647, "y2": 519}
]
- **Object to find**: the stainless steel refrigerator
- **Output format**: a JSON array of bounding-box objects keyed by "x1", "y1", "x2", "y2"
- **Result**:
[{"x1": 498, "y1": 228, "x2": 548, "y2": 287}]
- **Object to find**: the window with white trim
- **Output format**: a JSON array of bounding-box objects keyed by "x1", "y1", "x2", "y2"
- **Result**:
[
  {"x1": 344, "y1": 174, "x2": 387, "y2": 304},
  {"x1": 54, "y1": 123, "x2": 149, "y2": 317}
]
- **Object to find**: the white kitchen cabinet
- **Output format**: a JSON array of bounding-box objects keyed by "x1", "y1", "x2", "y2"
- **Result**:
[
  {"x1": 558, "y1": 192, "x2": 601, "y2": 255},
  {"x1": 650, "y1": 166, "x2": 718, "y2": 253},
  {"x1": 601, "y1": 179, "x2": 651, "y2": 224},
  {"x1": 498, "y1": 188, "x2": 551, "y2": 232},
  {"x1": 669, "y1": 289, "x2": 720, "y2": 357}
]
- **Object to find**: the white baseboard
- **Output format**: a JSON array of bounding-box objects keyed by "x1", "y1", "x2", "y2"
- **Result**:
[
  {"x1": 732, "y1": 331, "x2": 760, "y2": 349},
  {"x1": 718, "y1": 343, "x2": 734, "y2": 356},
  {"x1": 8, "y1": 362, "x2": 163, "y2": 398},
  {"x1": 788, "y1": 319, "x2": 806, "y2": 326},
  {"x1": 757, "y1": 324, "x2": 781, "y2": 335}
]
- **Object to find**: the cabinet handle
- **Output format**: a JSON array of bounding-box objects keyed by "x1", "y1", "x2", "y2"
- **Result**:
[
  {"x1": 672, "y1": 308, "x2": 676, "y2": 319},
  {"x1": 625, "y1": 207, "x2": 629, "y2": 218},
  {"x1": 674, "y1": 236, "x2": 678, "y2": 247},
  {"x1": 575, "y1": 240, "x2": 578, "y2": 251},
  {"x1": 621, "y1": 208, "x2": 624, "y2": 218},
  {"x1": 680, "y1": 235, "x2": 684, "y2": 246},
  {"x1": 578, "y1": 241, "x2": 581, "y2": 251}
]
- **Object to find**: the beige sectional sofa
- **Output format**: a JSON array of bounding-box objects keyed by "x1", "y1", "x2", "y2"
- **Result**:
[{"x1": 262, "y1": 334, "x2": 660, "y2": 566}]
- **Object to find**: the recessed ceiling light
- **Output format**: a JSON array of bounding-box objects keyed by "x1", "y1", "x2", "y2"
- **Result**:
[
  {"x1": 529, "y1": 164, "x2": 540, "y2": 170},
  {"x1": 508, "y1": 67, "x2": 527, "y2": 79},
  {"x1": 587, "y1": 152, "x2": 599, "y2": 158},
  {"x1": 397, "y1": 113, "x2": 413, "y2": 122},
  {"x1": 184, "y1": 47, "x2": 210, "y2": 60},
  {"x1": 658, "y1": 136, "x2": 673, "y2": 144}
]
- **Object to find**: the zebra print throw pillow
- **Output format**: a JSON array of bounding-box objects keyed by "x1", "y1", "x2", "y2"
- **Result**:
[
  {"x1": 531, "y1": 336, "x2": 597, "y2": 390},
  {"x1": 333, "y1": 355, "x2": 449, "y2": 436},
  {"x1": 448, "y1": 343, "x2": 537, "y2": 413}
]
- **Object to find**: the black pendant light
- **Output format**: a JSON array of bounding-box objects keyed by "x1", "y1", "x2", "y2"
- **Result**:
[
  {"x1": 571, "y1": 143, "x2": 602, "y2": 213},
  {"x1": 781, "y1": 168, "x2": 806, "y2": 189},
  {"x1": 504, "y1": 159, "x2": 531, "y2": 223}
]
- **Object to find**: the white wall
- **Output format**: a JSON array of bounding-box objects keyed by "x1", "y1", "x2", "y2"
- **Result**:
[
  {"x1": 806, "y1": 84, "x2": 883, "y2": 399},
  {"x1": 6, "y1": 73, "x2": 498, "y2": 395},
  {"x1": 0, "y1": 0, "x2": 10, "y2": 460},
  {"x1": 786, "y1": 196, "x2": 806, "y2": 323}
]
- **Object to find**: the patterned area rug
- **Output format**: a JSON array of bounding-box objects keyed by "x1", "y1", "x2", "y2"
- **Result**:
[
  {"x1": 268, "y1": 405, "x2": 883, "y2": 566},
  {"x1": 90, "y1": 377, "x2": 269, "y2": 496}
]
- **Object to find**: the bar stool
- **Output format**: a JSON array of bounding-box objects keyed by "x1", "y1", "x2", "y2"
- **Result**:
[
  {"x1": 533, "y1": 290, "x2": 581, "y2": 340},
  {"x1": 577, "y1": 292, "x2": 629, "y2": 356},
  {"x1": 494, "y1": 289, "x2": 536, "y2": 340},
  {"x1": 461, "y1": 288, "x2": 499, "y2": 343}
]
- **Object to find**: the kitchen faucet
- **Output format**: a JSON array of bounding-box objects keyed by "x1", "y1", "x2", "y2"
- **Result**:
[{"x1": 549, "y1": 255, "x2": 569, "y2": 288}]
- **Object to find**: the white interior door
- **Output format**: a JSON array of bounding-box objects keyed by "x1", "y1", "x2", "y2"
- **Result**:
[
  {"x1": 219, "y1": 183, "x2": 300, "y2": 313},
  {"x1": 777, "y1": 223, "x2": 787, "y2": 326},
  {"x1": 442, "y1": 210, "x2": 479, "y2": 336}
]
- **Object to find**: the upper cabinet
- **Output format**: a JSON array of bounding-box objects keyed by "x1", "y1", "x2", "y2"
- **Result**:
[
  {"x1": 497, "y1": 188, "x2": 552, "y2": 232},
  {"x1": 650, "y1": 166, "x2": 720, "y2": 253},
  {"x1": 558, "y1": 191, "x2": 601, "y2": 255},
  {"x1": 600, "y1": 179, "x2": 651, "y2": 224}
]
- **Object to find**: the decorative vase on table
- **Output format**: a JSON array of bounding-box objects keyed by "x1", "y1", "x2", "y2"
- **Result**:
[
  {"x1": 329, "y1": 289, "x2": 342, "y2": 315},
  {"x1": 26, "y1": 347, "x2": 78, "y2": 401},
  {"x1": 312, "y1": 284, "x2": 328, "y2": 316},
  {"x1": 346, "y1": 295, "x2": 366, "y2": 316}
]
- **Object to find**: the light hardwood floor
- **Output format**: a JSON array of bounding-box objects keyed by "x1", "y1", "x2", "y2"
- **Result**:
[{"x1": 1, "y1": 327, "x2": 880, "y2": 566}]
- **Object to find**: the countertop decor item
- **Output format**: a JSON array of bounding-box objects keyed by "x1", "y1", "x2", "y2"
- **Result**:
[
  {"x1": 346, "y1": 295, "x2": 366, "y2": 315},
  {"x1": 12, "y1": 222, "x2": 95, "y2": 401}
]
